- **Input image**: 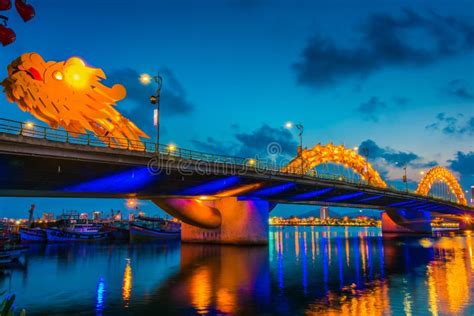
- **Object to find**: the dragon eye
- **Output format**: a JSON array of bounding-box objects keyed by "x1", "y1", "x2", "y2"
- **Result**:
[{"x1": 53, "y1": 71, "x2": 63, "y2": 80}]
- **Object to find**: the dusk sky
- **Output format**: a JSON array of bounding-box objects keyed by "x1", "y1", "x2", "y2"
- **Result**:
[{"x1": 0, "y1": 0, "x2": 473, "y2": 218}]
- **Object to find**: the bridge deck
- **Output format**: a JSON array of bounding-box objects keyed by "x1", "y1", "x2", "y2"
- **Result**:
[{"x1": 0, "y1": 131, "x2": 472, "y2": 215}]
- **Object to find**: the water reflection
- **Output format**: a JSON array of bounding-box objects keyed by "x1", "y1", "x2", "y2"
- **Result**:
[
  {"x1": 147, "y1": 244, "x2": 270, "y2": 314},
  {"x1": 122, "y1": 258, "x2": 132, "y2": 307},
  {"x1": 95, "y1": 277, "x2": 105, "y2": 316},
  {"x1": 4, "y1": 227, "x2": 474, "y2": 314}
]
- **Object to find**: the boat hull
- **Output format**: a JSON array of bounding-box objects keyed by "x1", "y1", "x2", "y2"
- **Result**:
[
  {"x1": 20, "y1": 228, "x2": 47, "y2": 242},
  {"x1": 130, "y1": 224, "x2": 180, "y2": 241},
  {"x1": 45, "y1": 228, "x2": 111, "y2": 242},
  {"x1": 0, "y1": 246, "x2": 28, "y2": 265}
]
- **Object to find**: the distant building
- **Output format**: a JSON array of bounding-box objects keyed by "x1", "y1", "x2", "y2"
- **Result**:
[
  {"x1": 42, "y1": 213, "x2": 54, "y2": 221},
  {"x1": 471, "y1": 186, "x2": 474, "y2": 205},
  {"x1": 320, "y1": 207, "x2": 329, "y2": 220},
  {"x1": 93, "y1": 211, "x2": 101, "y2": 221}
]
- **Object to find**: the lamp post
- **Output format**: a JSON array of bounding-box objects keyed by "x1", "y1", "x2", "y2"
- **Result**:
[
  {"x1": 357, "y1": 146, "x2": 370, "y2": 183},
  {"x1": 403, "y1": 166, "x2": 408, "y2": 192},
  {"x1": 140, "y1": 73, "x2": 163, "y2": 151},
  {"x1": 285, "y1": 122, "x2": 304, "y2": 175}
]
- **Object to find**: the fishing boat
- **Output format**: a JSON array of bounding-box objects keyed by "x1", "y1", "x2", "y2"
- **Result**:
[
  {"x1": 19, "y1": 227, "x2": 47, "y2": 242},
  {"x1": 0, "y1": 245, "x2": 28, "y2": 265},
  {"x1": 102, "y1": 222, "x2": 130, "y2": 240},
  {"x1": 44, "y1": 212, "x2": 111, "y2": 242},
  {"x1": 45, "y1": 227, "x2": 111, "y2": 242},
  {"x1": 130, "y1": 216, "x2": 181, "y2": 241}
]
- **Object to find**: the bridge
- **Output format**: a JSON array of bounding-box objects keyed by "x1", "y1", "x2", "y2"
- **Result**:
[{"x1": 0, "y1": 118, "x2": 472, "y2": 244}]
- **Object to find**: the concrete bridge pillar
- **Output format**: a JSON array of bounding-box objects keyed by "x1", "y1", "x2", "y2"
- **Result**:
[
  {"x1": 382, "y1": 209, "x2": 432, "y2": 234},
  {"x1": 152, "y1": 197, "x2": 272, "y2": 245}
]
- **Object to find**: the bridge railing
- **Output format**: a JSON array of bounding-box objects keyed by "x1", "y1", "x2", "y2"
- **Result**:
[
  {"x1": 0, "y1": 117, "x2": 265, "y2": 165},
  {"x1": 0, "y1": 117, "x2": 466, "y2": 205},
  {"x1": 0, "y1": 117, "x2": 411, "y2": 185}
]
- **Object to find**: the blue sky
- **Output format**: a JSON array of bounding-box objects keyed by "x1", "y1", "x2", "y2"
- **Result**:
[{"x1": 0, "y1": 0, "x2": 473, "y2": 218}]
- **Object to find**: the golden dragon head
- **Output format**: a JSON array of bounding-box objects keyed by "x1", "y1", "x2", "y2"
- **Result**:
[{"x1": 1, "y1": 52, "x2": 149, "y2": 147}]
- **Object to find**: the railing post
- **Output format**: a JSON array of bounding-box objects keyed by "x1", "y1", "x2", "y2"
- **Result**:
[{"x1": 87, "y1": 134, "x2": 91, "y2": 146}]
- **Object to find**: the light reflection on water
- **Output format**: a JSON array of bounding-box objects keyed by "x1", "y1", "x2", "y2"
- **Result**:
[{"x1": 2, "y1": 227, "x2": 474, "y2": 315}]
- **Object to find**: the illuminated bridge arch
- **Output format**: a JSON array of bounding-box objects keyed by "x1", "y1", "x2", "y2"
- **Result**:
[
  {"x1": 281, "y1": 143, "x2": 387, "y2": 188},
  {"x1": 416, "y1": 166, "x2": 467, "y2": 205}
]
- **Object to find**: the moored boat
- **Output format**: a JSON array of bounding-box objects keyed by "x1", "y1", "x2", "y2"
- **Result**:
[
  {"x1": 20, "y1": 228, "x2": 47, "y2": 242},
  {"x1": 45, "y1": 228, "x2": 111, "y2": 242},
  {"x1": 0, "y1": 245, "x2": 28, "y2": 265},
  {"x1": 130, "y1": 216, "x2": 181, "y2": 241},
  {"x1": 102, "y1": 222, "x2": 130, "y2": 240}
]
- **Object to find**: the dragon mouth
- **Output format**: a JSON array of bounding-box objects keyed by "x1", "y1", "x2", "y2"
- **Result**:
[{"x1": 11, "y1": 65, "x2": 43, "y2": 81}]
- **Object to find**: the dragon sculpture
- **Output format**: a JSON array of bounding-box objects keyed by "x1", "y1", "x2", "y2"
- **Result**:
[{"x1": 1, "y1": 52, "x2": 148, "y2": 147}]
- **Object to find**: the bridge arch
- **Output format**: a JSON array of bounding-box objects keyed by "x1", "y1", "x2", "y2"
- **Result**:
[
  {"x1": 415, "y1": 166, "x2": 467, "y2": 205},
  {"x1": 281, "y1": 143, "x2": 387, "y2": 188}
]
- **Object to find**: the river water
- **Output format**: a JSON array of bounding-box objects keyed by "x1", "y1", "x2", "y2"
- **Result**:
[{"x1": 3, "y1": 226, "x2": 474, "y2": 315}]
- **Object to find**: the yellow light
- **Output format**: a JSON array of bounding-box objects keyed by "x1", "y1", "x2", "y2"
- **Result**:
[
  {"x1": 420, "y1": 171, "x2": 425, "y2": 175},
  {"x1": 64, "y1": 59, "x2": 93, "y2": 90},
  {"x1": 126, "y1": 199, "x2": 137, "y2": 208},
  {"x1": 25, "y1": 122, "x2": 34, "y2": 129},
  {"x1": 122, "y1": 259, "x2": 132, "y2": 306},
  {"x1": 53, "y1": 71, "x2": 63, "y2": 81},
  {"x1": 248, "y1": 158, "x2": 256, "y2": 166},
  {"x1": 285, "y1": 122, "x2": 293, "y2": 129},
  {"x1": 139, "y1": 73, "x2": 152, "y2": 85},
  {"x1": 464, "y1": 216, "x2": 471, "y2": 223},
  {"x1": 353, "y1": 146, "x2": 359, "y2": 151},
  {"x1": 168, "y1": 143, "x2": 177, "y2": 152}
]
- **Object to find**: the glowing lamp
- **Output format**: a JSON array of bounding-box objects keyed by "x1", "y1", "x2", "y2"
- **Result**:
[
  {"x1": 24, "y1": 122, "x2": 34, "y2": 129},
  {"x1": 139, "y1": 73, "x2": 152, "y2": 85},
  {"x1": 126, "y1": 199, "x2": 137, "y2": 208},
  {"x1": 285, "y1": 122, "x2": 293, "y2": 129},
  {"x1": 168, "y1": 143, "x2": 177, "y2": 152},
  {"x1": 248, "y1": 158, "x2": 256, "y2": 166}
]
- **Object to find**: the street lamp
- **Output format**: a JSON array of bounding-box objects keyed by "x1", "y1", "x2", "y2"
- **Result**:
[
  {"x1": 285, "y1": 122, "x2": 304, "y2": 174},
  {"x1": 403, "y1": 166, "x2": 408, "y2": 192},
  {"x1": 140, "y1": 72, "x2": 163, "y2": 150}
]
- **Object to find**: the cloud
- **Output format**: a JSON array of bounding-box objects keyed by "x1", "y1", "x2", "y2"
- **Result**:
[
  {"x1": 190, "y1": 137, "x2": 235, "y2": 155},
  {"x1": 105, "y1": 68, "x2": 194, "y2": 136},
  {"x1": 192, "y1": 124, "x2": 298, "y2": 160},
  {"x1": 357, "y1": 97, "x2": 387, "y2": 122},
  {"x1": 446, "y1": 79, "x2": 474, "y2": 100},
  {"x1": 392, "y1": 96, "x2": 409, "y2": 106},
  {"x1": 234, "y1": 124, "x2": 298, "y2": 157},
  {"x1": 358, "y1": 139, "x2": 437, "y2": 168},
  {"x1": 426, "y1": 112, "x2": 474, "y2": 136},
  {"x1": 356, "y1": 96, "x2": 409, "y2": 122},
  {"x1": 293, "y1": 9, "x2": 474, "y2": 88},
  {"x1": 106, "y1": 68, "x2": 194, "y2": 116},
  {"x1": 448, "y1": 151, "x2": 474, "y2": 189}
]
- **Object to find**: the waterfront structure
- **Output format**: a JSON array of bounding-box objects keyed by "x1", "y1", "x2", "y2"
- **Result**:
[
  {"x1": 471, "y1": 186, "x2": 474, "y2": 205},
  {"x1": 320, "y1": 207, "x2": 329, "y2": 220},
  {"x1": 269, "y1": 215, "x2": 379, "y2": 227},
  {"x1": 42, "y1": 212, "x2": 54, "y2": 221},
  {"x1": 0, "y1": 118, "x2": 472, "y2": 244}
]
